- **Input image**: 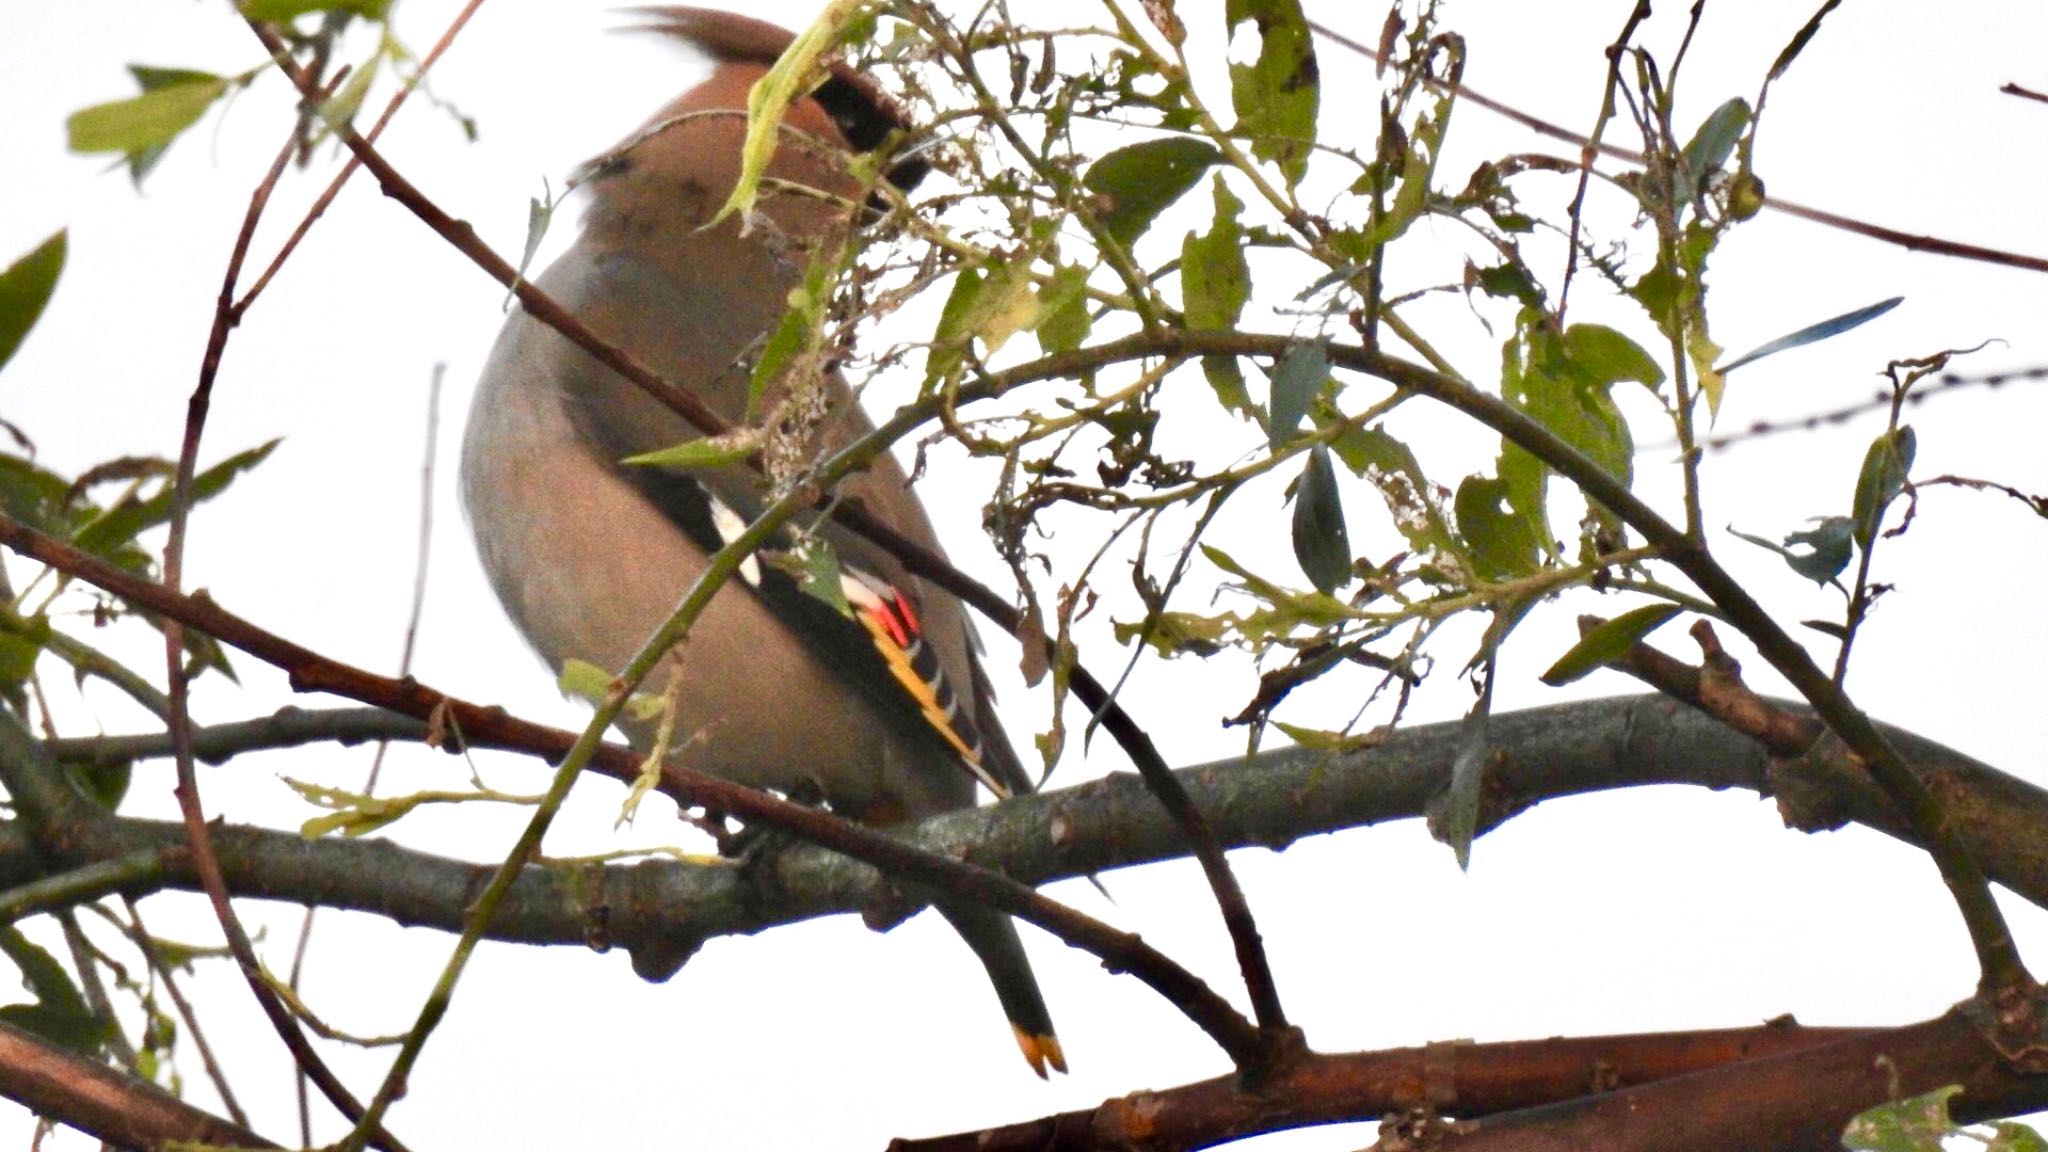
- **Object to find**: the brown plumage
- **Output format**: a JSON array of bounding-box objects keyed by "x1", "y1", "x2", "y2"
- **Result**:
[{"x1": 459, "y1": 7, "x2": 1061, "y2": 1074}]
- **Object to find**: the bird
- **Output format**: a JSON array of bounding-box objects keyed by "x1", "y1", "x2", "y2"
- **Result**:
[{"x1": 458, "y1": 7, "x2": 1064, "y2": 1076}]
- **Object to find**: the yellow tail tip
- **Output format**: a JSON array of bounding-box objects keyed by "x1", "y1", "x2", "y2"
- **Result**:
[{"x1": 1014, "y1": 1027, "x2": 1068, "y2": 1078}]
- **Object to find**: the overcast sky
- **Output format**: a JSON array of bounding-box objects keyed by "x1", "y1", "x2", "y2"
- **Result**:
[{"x1": 4, "y1": 1, "x2": 2048, "y2": 1148}]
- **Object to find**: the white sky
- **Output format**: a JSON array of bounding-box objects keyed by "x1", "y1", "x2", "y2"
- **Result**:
[{"x1": 3, "y1": 1, "x2": 2048, "y2": 1148}]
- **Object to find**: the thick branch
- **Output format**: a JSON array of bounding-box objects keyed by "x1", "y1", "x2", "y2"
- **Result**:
[
  {"x1": 0, "y1": 1017, "x2": 278, "y2": 1151},
  {"x1": 1438, "y1": 1002, "x2": 2048, "y2": 1151},
  {"x1": 892, "y1": 1022, "x2": 1876, "y2": 1151},
  {"x1": 16, "y1": 696, "x2": 2048, "y2": 962}
]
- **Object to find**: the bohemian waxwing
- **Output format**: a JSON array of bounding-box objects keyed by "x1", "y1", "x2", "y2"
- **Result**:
[{"x1": 458, "y1": 8, "x2": 1064, "y2": 1075}]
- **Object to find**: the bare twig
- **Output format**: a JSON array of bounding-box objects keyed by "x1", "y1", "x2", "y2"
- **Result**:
[{"x1": 160, "y1": 75, "x2": 406, "y2": 1152}]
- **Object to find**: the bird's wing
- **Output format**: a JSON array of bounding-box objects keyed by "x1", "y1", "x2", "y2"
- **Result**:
[{"x1": 622, "y1": 461, "x2": 1019, "y2": 802}]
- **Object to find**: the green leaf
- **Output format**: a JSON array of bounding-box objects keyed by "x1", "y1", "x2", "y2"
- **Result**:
[
  {"x1": 1034, "y1": 262, "x2": 1092, "y2": 355},
  {"x1": 1454, "y1": 474, "x2": 1543, "y2": 580},
  {"x1": 1111, "y1": 610, "x2": 1228, "y2": 658},
  {"x1": 1224, "y1": 0, "x2": 1320, "y2": 186},
  {"x1": 622, "y1": 430, "x2": 761, "y2": 472},
  {"x1": 751, "y1": 258, "x2": 833, "y2": 414},
  {"x1": 1363, "y1": 83, "x2": 1456, "y2": 246},
  {"x1": 1851, "y1": 425, "x2": 1915, "y2": 548},
  {"x1": 71, "y1": 439, "x2": 280, "y2": 559},
  {"x1": 1271, "y1": 720, "x2": 1380, "y2": 753},
  {"x1": 1563, "y1": 323, "x2": 1665, "y2": 393},
  {"x1": 0, "y1": 231, "x2": 65, "y2": 375},
  {"x1": 65, "y1": 758, "x2": 133, "y2": 811},
  {"x1": 68, "y1": 72, "x2": 228, "y2": 159},
  {"x1": 240, "y1": 0, "x2": 391, "y2": 19},
  {"x1": 0, "y1": 613, "x2": 50, "y2": 685},
  {"x1": 0, "y1": 927, "x2": 108, "y2": 1057},
  {"x1": 1729, "y1": 516, "x2": 1854, "y2": 586},
  {"x1": 1718, "y1": 296, "x2": 1903, "y2": 374},
  {"x1": 1495, "y1": 315, "x2": 1652, "y2": 549},
  {"x1": 924, "y1": 266, "x2": 983, "y2": 389},
  {"x1": 1433, "y1": 657, "x2": 1494, "y2": 870},
  {"x1": 557, "y1": 658, "x2": 666, "y2": 723},
  {"x1": 1330, "y1": 424, "x2": 1460, "y2": 559},
  {"x1": 1840, "y1": 1084, "x2": 1961, "y2": 1152},
  {"x1": 1201, "y1": 544, "x2": 1352, "y2": 629},
  {"x1": 1182, "y1": 176, "x2": 1249, "y2": 333},
  {"x1": 1082, "y1": 138, "x2": 1222, "y2": 249},
  {"x1": 967, "y1": 258, "x2": 1042, "y2": 355},
  {"x1": 1266, "y1": 343, "x2": 1326, "y2": 448},
  {"x1": 1676, "y1": 97, "x2": 1751, "y2": 204},
  {"x1": 1768, "y1": 2, "x2": 1846, "y2": 82},
  {"x1": 1540, "y1": 604, "x2": 1682, "y2": 686},
  {"x1": 713, "y1": 0, "x2": 865, "y2": 224},
  {"x1": 508, "y1": 179, "x2": 556, "y2": 308},
  {"x1": 1988, "y1": 1121, "x2": 2048, "y2": 1152},
  {"x1": 316, "y1": 54, "x2": 379, "y2": 130},
  {"x1": 776, "y1": 536, "x2": 852, "y2": 616},
  {"x1": 1290, "y1": 445, "x2": 1350, "y2": 594}
]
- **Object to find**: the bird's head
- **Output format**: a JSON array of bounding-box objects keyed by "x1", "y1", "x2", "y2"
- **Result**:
[{"x1": 576, "y1": 7, "x2": 929, "y2": 247}]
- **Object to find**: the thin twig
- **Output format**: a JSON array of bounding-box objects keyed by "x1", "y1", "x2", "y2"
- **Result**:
[
  {"x1": 289, "y1": 365, "x2": 442, "y2": 1146},
  {"x1": 159, "y1": 75, "x2": 407, "y2": 1152},
  {"x1": 1304, "y1": 16, "x2": 2048, "y2": 276},
  {"x1": 234, "y1": 0, "x2": 490, "y2": 316},
  {"x1": 123, "y1": 895, "x2": 253, "y2": 1130},
  {"x1": 1559, "y1": 1, "x2": 1651, "y2": 320}
]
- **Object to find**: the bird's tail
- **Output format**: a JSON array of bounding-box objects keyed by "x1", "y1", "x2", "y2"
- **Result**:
[{"x1": 935, "y1": 900, "x2": 1065, "y2": 1077}]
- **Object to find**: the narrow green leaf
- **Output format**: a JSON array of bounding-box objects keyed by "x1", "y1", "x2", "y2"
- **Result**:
[
  {"x1": 1271, "y1": 721, "x2": 1380, "y2": 753},
  {"x1": 240, "y1": 0, "x2": 391, "y2": 19},
  {"x1": 557, "y1": 658, "x2": 666, "y2": 722},
  {"x1": 1677, "y1": 97, "x2": 1751, "y2": 202},
  {"x1": 507, "y1": 179, "x2": 556, "y2": 309},
  {"x1": 67, "y1": 75, "x2": 227, "y2": 156},
  {"x1": 713, "y1": 0, "x2": 865, "y2": 224},
  {"x1": 1082, "y1": 138, "x2": 1222, "y2": 248},
  {"x1": 1540, "y1": 604, "x2": 1682, "y2": 686},
  {"x1": 0, "y1": 231, "x2": 65, "y2": 375},
  {"x1": 622, "y1": 430, "x2": 761, "y2": 472},
  {"x1": 316, "y1": 54, "x2": 379, "y2": 130},
  {"x1": 1224, "y1": 0, "x2": 1320, "y2": 186},
  {"x1": 1718, "y1": 296, "x2": 1903, "y2": 374},
  {"x1": 1290, "y1": 445, "x2": 1350, "y2": 594},
  {"x1": 71, "y1": 440, "x2": 280, "y2": 559},
  {"x1": 1850, "y1": 425, "x2": 1916, "y2": 548},
  {"x1": 1266, "y1": 343, "x2": 1326, "y2": 448},
  {"x1": 1433, "y1": 659, "x2": 1494, "y2": 870},
  {"x1": 1768, "y1": 0, "x2": 1845, "y2": 81}
]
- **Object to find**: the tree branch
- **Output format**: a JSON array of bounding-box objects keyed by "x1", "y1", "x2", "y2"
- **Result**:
[
  {"x1": 15, "y1": 696, "x2": 2048, "y2": 969},
  {"x1": 0, "y1": 1017, "x2": 279, "y2": 1151}
]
